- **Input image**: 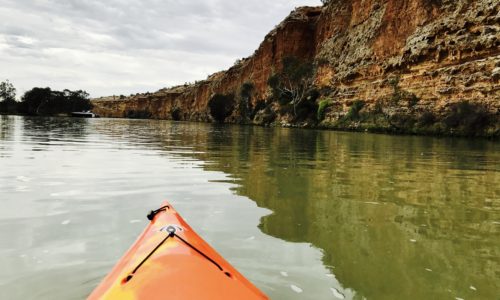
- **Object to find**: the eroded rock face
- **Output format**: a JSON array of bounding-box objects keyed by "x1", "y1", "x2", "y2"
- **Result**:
[{"x1": 93, "y1": 0, "x2": 499, "y2": 136}]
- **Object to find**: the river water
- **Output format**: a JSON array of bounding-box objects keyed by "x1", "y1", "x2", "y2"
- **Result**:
[{"x1": 0, "y1": 115, "x2": 498, "y2": 300}]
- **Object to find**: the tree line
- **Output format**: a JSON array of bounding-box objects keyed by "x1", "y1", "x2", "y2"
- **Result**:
[{"x1": 0, "y1": 80, "x2": 92, "y2": 115}]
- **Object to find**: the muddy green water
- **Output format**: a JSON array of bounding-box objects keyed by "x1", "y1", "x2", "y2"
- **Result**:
[{"x1": 0, "y1": 115, "x2": 499, "y2": 300}]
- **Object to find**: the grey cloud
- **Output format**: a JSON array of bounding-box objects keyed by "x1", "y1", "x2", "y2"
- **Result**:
[
  {"x1": 1, "y1": 0, "x2": 321, "y2": 97},
  {"x1": 4, "y1": 35, "x2": 36, "y2": 49}
]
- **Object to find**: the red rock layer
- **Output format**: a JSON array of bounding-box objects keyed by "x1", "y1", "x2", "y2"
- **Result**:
[{"x1": 93, "y1": 0, "x2": 499, "y2": 134}]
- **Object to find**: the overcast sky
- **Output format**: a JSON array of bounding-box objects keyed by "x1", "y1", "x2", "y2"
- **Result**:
[{"x1": 0, "y1": 0, "x2": 321, "y2": 98}]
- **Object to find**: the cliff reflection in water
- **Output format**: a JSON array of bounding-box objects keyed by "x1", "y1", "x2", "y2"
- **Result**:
[
  {"x1": 32, "y1": 117, "x2": 497, "y2": 299},
  {"x1": 3, "y1": 116, "x2": 499, "y2": 300},
  {"x1": 193, "y1": 125, "x2": 499, "y2": 300}
]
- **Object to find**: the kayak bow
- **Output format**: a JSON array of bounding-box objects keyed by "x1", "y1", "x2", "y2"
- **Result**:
[{"x1": 88, "y1": 202, "x2": 268, "y2": 300}]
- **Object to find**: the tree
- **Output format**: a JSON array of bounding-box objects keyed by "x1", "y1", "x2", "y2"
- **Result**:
[
  {"x1": 267, "y1": 57, "x2": 314, "y2": 116},
  {"x1": 239, "y1": 82, "x2": 254, "y2": 120},
  {"x1": 19, "y1": 87, "x2": 52, "y2": 115},
  {"x1": 65, "y1": 89, "x2": 92, "y2": 112},
  {"x1": 0, "y1": 80, "x2": 17, "y2": 113},
  {"x1": 19, "y1": 87, "x2": 92, "y2": 115},
  {"x1": 208, "y1": 93, "x2": 235, "y2": 122},
  {"x1": 0, "y1": 80, "x2": 16, "y2": 102}
]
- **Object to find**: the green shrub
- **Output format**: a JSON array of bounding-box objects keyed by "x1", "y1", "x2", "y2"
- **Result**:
[
  {"x1": 241, "y1": 82, "x2": 254, "y2": 98},
  {"x1": 443, "y1": 101, "x2": 491, "y2": 135},
  {"x1": 277, "y1": 94, "x2": 291, "y2": 106},
  {"x1": 171, "y1": 107, "x2": 181, "y2": 121},
  {"x1": 345, "y1": 100, "x2": 365, "y2": 121},
  {"x1": 408, "y1": 94, "x2": 419, "y2": 107},
  {"x1": 418, "y1": 111, "x2": 436, "y2": 126},
  {"x1": 388, "y1": 76, "x2": 400, "y2": 89},
  {"x1": 239, "y1": 82, "x2": 254, "y2": 120},
  {"x1": 290, "y1": 89, "x2": 319, "y2": 121},
  {"x1": 267, "y1": 74, "x2": 281, "y2": 98},
  {"x1": 388, "y1": 113, "x2": 417, "y2": 131},
  {"x1": 387, "y1": 75, "x2": 419, "y2": 107},
  {"x1": 388, "y1": 75, "x2": 403, "y2": 104},
  {"x1": 250, "y1": 100, "x2": 266, "y2": 120},
  {"x1": 373, "y1": 100, "x2": 384, "y2": 114},
  {"x1": 306, "y1": 89, "x2": 320, "y2": 103},
  {"x1": 298, "y1": 102, "x2": 318, "y2": 121},
  {"x1": 279, "y1": 103, "x2": 293, "y2": 115},
  {"x1": 317, "y1": 98, "x2": 331, "y2": 121},
  {"x1": 208, "y1": 93, "x2": 235, "y2": 122}
]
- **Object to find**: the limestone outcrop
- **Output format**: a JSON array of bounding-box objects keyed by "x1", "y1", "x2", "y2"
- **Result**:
[{"x1": 93, "y1": 0, "x2": 499, "y2": 137}]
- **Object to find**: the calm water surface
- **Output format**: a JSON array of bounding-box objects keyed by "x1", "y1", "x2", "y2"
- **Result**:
[{"x1": 0, "y1": 115, "x2": 499, "y2": 300}]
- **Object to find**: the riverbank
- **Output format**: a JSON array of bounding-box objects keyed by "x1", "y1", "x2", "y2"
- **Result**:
[{"x1": 91, "y1": 98, "x2": 499, "y2": 138}]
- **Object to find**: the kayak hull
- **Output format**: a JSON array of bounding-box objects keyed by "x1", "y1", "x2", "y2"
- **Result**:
[{"x1": 88, "y1": 202, "x2": 267, "y2": 300}]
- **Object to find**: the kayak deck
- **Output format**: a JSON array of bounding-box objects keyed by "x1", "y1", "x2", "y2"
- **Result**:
[{"x1": 88, "y1": 202, "x2": 267, "y2": 300}]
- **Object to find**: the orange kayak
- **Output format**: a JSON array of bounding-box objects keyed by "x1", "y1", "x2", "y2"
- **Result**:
[{"x1": 88, "y1": 202, "x2": 268, "y2": 300}]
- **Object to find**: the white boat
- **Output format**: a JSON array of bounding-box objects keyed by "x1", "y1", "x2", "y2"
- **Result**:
[{"x1": 71, "y1": 111, "x2": 97, "y2": 118}]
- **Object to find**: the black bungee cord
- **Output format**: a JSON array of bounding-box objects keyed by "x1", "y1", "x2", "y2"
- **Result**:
[{"x1": 123, "y1": 208, "x2": 231, "y2": 283}]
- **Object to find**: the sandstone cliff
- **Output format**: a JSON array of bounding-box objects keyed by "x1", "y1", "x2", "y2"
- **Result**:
[{"x1": 93, "y1": 0, "x2": 499, "y2": 137}]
